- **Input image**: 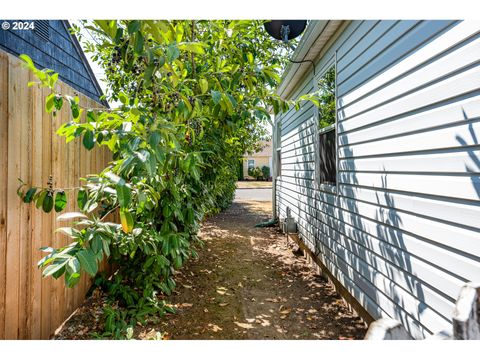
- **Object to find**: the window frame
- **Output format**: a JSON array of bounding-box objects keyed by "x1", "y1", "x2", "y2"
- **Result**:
[
  {"x1": 314, "y1": 54, "x2": 338, "y2": 195},
  {"x1": 247, "y1": 159, "x2": 255, "y2": 170},
  {"x1": 275, "y1": 119, "x2": 282, "y2": 178}
]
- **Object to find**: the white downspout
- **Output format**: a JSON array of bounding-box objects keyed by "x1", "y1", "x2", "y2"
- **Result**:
[{"x1": 272, "y1": 115, "x2": 277, "y2": 220}]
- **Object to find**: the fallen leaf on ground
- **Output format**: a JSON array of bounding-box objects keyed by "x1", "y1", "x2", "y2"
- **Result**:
[
  {"x1": 208, "y1": 324, "x2": 223, "y2": 332},
  {"x1": 234, "y1": 322, "x2": 254, "y2": 329},
  {"x1": 219, "y1": 303, "x2": 229, "y2": 307},
  {"x1": 180, "y1": 303, "x2": 193, "y2": 307},
  {"x1": 144, "y1": 329, "x2": 162, "y2": 340},
  {"x1": 216, "y1": 286, "x2": 228, "y2": 295}
]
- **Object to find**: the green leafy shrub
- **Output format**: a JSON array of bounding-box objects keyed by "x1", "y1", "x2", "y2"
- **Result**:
[
  {"x1": 261, "y1": 166, "x2": 270, "y2": 180},
  {"x1": 248, "y1": 166, "x2": 263, "y2": 180},
  {"x1": 17, "y1": 20, "x2": 316, "y2": 338},
  {"x1": 237, "y1": 159, "x2": 244, "y2": 180}
]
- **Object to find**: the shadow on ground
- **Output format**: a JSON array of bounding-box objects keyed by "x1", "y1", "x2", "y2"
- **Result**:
[
  {"x1": 53, "y1": 200, "x2": 367, "y2": 340},
  {"x1": 154, "y1": 200, "x2": 367, "y2": 339}
]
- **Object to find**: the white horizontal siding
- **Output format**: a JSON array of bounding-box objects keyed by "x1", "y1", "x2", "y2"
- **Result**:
[
  {"x1": 276, "y1": 20, "x2": 480, "y2": 339},
  {"x1": 338, "y1": 64, "x2": 480, "y2": 132},
  {"x1": 339, "y1": 21, "x2": 480, "y2": 107},
  {"x1": 338, "y1": 93, "x2": 480, "y2": 146},
  {"x1": 339, "y1": 149, "x2": 480, "y2": 173}
]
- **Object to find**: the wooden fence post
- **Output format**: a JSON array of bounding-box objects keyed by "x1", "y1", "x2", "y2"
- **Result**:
[
  {"x1": 364, "y1": 318, "x2": 412, "y2": 340},
  {"x1": 452, "y1": 282, "x2": 480, "y2": 340}
]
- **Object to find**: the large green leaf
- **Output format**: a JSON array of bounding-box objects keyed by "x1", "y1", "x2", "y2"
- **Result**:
[
  {"x1": 69, "y1": 97, "x2": 80, "y2": 119},
  {"x1": 116, "y1": 184, "x2": 132, "y2": 208},
  {"x1": 35, "y1": 190, "x2": 47, "y2": 209},
  {"x1": 134, "y1": 32, "x2": 144, "y2": 54},
  {"x1": 127, "y1": 20, "x2": 141, "y2": 34},
  {"x1": 104, "y1": 171, "x2": 125, "y2": 186},
  {"x1": 19, "y1": 54, "x2": 34, "y2": 70},
  {"x1": 120, "y1": 208, "x2": 134, "y2": 233},
  {"x1": 199, "y1": 78, "x2": 208, "y2": 94},
  {"x1": 144, "y1": 64, "x2": 155, "y2": 87},
  {"x1": 54, "y1": 191, "x2": 67, "y2": 212},
  {"x1": 76, "y1": 249, "x2": 98, "y2": 276},
  {"x1": 211, "y1": 90, "x2": 222, "y2": 105},
  {"x1": 91, "y1": 234, "x2": 103, "y2": 254},
  {"x1": 54, "y1": 95, "x2": 63, "y2": 111},
  {"x1": 65, "y1": 258, "x2": 81, "y2": 288},
  {"x1": 148, "y1": 131, "x2": 161, "y2": 148},
  {"x1": 23, "y1": 187, "x2": 37, "y2": 203},
  {"x1": 42, "y1": 259, "x2": 68, "y2": 278},
  {"x1": 77, "y1": 189, "x2": 87, "y2": 210},
  {"x1": 42, "y1": 193, "x2": 54, "y2": 213},
  {"x1": 178, "y1": 42, "x2": 205, "y2": 54},
  {"x1": 118, "y1": 92, "x2": 128, "y2": 105},
  {"x1": 83, "y1": 130, "x2": 95, "y2": 150},
  {"x1": 166, "y1": 44, "x2": 180, "y2": 63},
  {"x1": 45, "y1": 93, "x2": 55, "y2": 113}
]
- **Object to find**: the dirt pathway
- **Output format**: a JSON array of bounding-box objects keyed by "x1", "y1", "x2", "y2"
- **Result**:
[
  {"x1": 54, "y1": 200, "x2": 367, "y2": 339},
  {"x1": 153, "y1": 200, "x2": 366, "y2": 339}
]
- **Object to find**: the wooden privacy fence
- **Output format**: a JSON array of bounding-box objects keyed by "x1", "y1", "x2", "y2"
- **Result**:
[{"x1": 0, "y1": 51, "x2": 111, "y2": 339}]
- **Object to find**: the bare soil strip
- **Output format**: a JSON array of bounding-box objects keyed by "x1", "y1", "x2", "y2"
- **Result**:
[{"x1": 54, "y1": 200, "x2": 367, "y2": 340}]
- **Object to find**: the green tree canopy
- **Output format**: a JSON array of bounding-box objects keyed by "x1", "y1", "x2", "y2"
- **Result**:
[{"x1": 19, "y1": 20, "x2": 302, "y2": 337}]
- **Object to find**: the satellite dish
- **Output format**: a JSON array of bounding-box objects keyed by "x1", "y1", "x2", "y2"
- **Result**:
[{"x1": 264, "y1": 20, "x2": 307, "y2": 42}]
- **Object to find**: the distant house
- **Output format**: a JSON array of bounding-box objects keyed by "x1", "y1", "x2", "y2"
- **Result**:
[
  {"x1": 273, "y1": 20, "x2": 480, "y2": 339},
  {"x1": 242, "y1": 140, "x2": 273, "y2": 180},
  {"x1": 0, "y1": 20, "x2": 107, "y2": 106}
]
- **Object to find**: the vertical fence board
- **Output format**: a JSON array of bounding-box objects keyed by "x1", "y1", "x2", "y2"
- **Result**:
[
  {"x1": 0, "y1": 51, "x2": 110, "y2": 339},
  {"x1": 5, "y1": 54, "x2": 22, "y2": 339},
  {"x1": 29, "y1": 84, "x2": 43, "y2": 340},
  {"x1": 18, "y1": 64, "x2": 33, "y2": 339},
  {"x1": 40, "y1": 84, "x2": 53, "y2": 340},
  {"x1": 0, "y1": 50, "x2": 8, "y2": 340},
  {"x1": 50, "y1": 81, "x2": 61, "y2": 334}
]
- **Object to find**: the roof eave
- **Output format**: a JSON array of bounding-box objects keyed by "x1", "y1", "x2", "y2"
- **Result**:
[
  {"x1": 63, "y1": 20, "x2": 110, "y2": 108},
  {"x1": 276, "y1": 20, "x2": 346, "y2": 100}
]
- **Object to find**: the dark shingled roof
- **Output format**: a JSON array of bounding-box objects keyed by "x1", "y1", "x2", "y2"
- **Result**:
[{"x1": 0, "y1": 20, "x2": 108, "y2": 107}]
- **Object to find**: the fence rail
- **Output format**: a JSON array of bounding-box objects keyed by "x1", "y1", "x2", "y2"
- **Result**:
[{"x1": 0, "y1": 51, "x2": 111, "y2": 339}]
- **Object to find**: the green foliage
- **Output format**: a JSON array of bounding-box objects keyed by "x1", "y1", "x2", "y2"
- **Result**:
[
  {"x1": 261, "y1": 165, "x2": 270, "y2": 180},
  {"x1": 237, "y1": 159, "x2": 244, "y2": 180},
  {"x1": 248, "y1": 166, "x2": 263, "y2": 180},
  {"x1": 17, "y1": 20, "x2": 313, "y2": 338},
  {"x1": 22, "y1": 54, "x2": 58, "y2": 91},
  {"x1": 317, "y1": 66, "x2": 336, "y2": 129}
]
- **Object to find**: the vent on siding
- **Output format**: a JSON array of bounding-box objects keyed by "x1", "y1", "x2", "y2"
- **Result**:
[{"x1": 34, "y1": 20, "x2": 50, "y2": 42}]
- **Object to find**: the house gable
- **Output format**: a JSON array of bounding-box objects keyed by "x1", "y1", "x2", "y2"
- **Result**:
[{"x1": 0, "y1": 20, "x2": 106, "y2": 104}]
